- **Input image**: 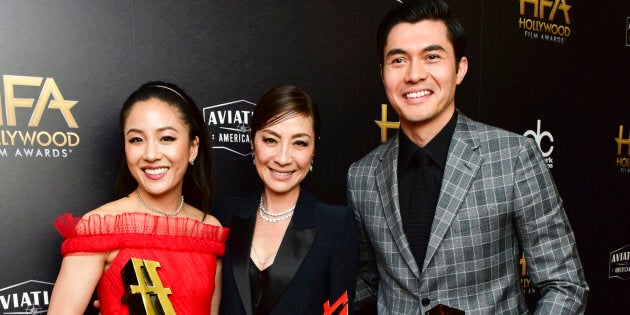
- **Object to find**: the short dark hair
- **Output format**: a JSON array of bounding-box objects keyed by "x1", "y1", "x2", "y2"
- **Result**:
[
  {"x1": 250, "y1": 85, "x2": 320, "y2": 149},
  {"x1": 115, "y1": 81, "x2": 213, "y2": 212},
  {"x1": 376, "y1": 0, "x2": 466, "y2": 66}
]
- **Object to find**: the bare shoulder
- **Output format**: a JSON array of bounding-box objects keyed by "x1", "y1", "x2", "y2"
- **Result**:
[
  {"x1": 82, "y1": 196, "x2": 135, "y2": 219},
  {"x1": 186, "y1": 207, "x2": 221, "y2": 226},
  {"x1": 203, "y1": 213, "x2": 222, "y2": 226}
]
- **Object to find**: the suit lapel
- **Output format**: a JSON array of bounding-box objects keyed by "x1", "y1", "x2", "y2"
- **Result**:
[
  {"x1": 261, "y1": 191, "x2": 320, "y2": 311},
  {"x1": 423, "y1": 114, "x2": 482, "y2": 273},
  {"x1": 230, "y1": 196, "x2": 258, "y2": 315},
  {"x1": 375, "y1": 136, "x2": 422, "y2": 278}
]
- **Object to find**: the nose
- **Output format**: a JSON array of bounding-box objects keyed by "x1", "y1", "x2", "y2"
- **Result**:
[
  {"x1": 405, "y1": 60, "x2": 427, "y2": 83},
  {"x1": 274, "y1": 143, "x2": 292, "y2": 165},
  {"x1": 143, "y1": 140, "x2": 161, "y2": 161}
]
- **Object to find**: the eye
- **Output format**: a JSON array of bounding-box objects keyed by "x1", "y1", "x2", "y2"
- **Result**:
[
  {"x1": 262, "y1": 137, "x2": 277, "y2": 144},
  {"x1": 294, "y1": 140, "x2": 309, "y2": 147},
  {"x1": 426, "y1": 54, "x2": 442, "y2": 61},
  {"x1": 160, "y1": 135, "x2": 176, "y2": 142},
  {"x1": 128, "y1": 137, "x2": 143, "y2": 144},
  {"x1": 391, "y1": 57, "x2": 405, "y2": 64}
]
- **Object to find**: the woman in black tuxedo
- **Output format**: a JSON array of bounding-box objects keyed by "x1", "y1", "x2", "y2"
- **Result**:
[{"x1": 214, "y1": 85, "x2": 358, "y2": 315}]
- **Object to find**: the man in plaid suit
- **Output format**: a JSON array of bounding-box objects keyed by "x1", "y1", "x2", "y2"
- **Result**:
[{"x1": 347, "y1": 1, "x2": 588, "y2": 314}]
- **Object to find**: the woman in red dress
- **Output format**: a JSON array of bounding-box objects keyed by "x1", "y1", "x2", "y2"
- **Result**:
[{"x1": 48, "y1": 81, "x2": 228, "y2": 314}]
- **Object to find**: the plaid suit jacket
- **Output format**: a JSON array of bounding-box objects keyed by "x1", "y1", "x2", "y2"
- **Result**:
[{"x1": 347, "y1": 112, "x2": 588, "y2": 315}]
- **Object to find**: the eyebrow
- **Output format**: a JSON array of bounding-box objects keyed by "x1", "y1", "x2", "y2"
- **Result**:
[
  {"x1": 261, "y1": 129, "x2": 312, "y2": 139},
  {"x1": 126, "y1": 126, "x2": 179, "y2": 135},
  {"x1": 385, "y1": 44, "x2": 447, "y2": 58}
]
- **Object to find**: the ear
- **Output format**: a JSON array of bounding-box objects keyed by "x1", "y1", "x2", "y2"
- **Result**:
[
  {"x1": 189, "y1": 136, "x2": 199, "y2": 162},
  {"x1": 379, "y1": 64, "x2": 384, "y2": 83},
  {"x1": 456, "y1": 57, "x2": 468, "y2": 85}
]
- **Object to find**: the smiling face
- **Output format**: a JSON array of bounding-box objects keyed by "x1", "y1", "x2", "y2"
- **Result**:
[
  {"x1": 381, "y1": 20, "x2": 467, "y2": 142},
  {"x1": 124, "y1": 98, "x2": 198, "y2": 197},
  {"x1": 253, "y1": 114, "x2": 315, "y2": 200}
]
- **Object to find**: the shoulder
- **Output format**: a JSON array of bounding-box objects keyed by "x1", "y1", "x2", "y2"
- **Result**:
[
  {"x1": 348, "y1": 137, "x2": 396, "y2": 172},
  {"x1": 456, "y1": 113, "x2": 535, "y2": 151},
  {"x1": 312, "y1": 198, "x2": 354, "y2": 224},
  {"x1": 82, "y1": 196, "x2": 134, "y2": 218},
  {"x1": 211, "y1": 193, "x2": 258, "y2": 226},
  {"x1": 201, "y1": 212, "x2": 222, "y2": 226}
]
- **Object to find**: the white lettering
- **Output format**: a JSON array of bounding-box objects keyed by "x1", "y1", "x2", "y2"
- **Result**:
[{"x1": 206, "y1": 110, "x2": 252, "y2": 125}]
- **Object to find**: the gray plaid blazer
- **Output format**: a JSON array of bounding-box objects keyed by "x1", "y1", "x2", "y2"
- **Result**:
[{"x1": 347, "y1": 112, "x2": 588, "y2": 314}]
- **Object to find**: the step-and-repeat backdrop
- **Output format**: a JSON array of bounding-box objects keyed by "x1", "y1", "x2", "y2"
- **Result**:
[{"x1": 0, "y1": 1, "x2": 627, "y2": 313}]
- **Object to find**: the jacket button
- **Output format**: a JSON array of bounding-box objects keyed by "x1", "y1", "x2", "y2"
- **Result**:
[{"x1": 421, "y1": 298, "x2": 430, "y2": 306}]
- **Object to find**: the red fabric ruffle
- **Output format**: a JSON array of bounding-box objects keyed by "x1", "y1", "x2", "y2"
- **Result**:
[{"x1": 54, "y1": 212, "x2": 229, "y2": 256}]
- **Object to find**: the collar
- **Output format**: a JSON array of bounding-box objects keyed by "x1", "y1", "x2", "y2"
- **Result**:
[{"x1": 398, "y1": 110, "x2": 458, "y2": 173}]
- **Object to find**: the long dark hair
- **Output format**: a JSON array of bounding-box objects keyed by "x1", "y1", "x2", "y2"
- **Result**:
[{"x1": 114, "y1": 81, "x2": 213, "y2": 212}]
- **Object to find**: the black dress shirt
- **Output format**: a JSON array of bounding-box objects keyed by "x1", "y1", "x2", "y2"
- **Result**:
[{"x1": 397, "y1": 111, "x2": 458, "y2": 245}]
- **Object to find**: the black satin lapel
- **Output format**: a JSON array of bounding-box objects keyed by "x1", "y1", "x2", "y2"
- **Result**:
[
  {"x1": 230, "y1": 216, "x2": 256, "y2": 315},
  {"x1": 260, "y1": 222, "x2": 320, "y2": 311}
]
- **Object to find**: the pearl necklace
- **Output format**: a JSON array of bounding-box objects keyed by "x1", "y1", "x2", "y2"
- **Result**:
[
  {"x1": 135, "y1": 192, "x2": 184, "y2": 217},
  {"x1": 258, "y1": 193, "x2": 295, "y2": 223}
]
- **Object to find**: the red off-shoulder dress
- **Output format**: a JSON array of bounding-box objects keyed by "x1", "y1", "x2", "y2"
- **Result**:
[{"x1": 54, "y1": 212, "x2": 229, "y2": 315}]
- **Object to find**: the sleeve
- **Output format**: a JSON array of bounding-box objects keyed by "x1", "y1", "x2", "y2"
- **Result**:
[
  {"x1": 513, "y1": 138, "x2": 589, "y2": 314},
  {"x1": 326, "y1": 206, "x2": 359, "y2": 314},
  {"x1": 347, "y1": 166, "x2": 379, "y2": 310}
]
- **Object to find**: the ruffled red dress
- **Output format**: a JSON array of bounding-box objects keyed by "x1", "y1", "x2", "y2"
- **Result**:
[{"x1": 54, "y1": 212, "x2": 229, "y2": 315}]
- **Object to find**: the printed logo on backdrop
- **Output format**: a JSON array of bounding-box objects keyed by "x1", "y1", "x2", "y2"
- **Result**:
[
  {"x1": 614, "y1": 125, "x2": 630, "y2": 174},
  {"x1": 375, "y1": 104, "x2": 399, "y2": 142},
  {"x1": 626, "y1": 17, "x2": 630, "y2": 47},
  {"x1": 524, "y1": 119, "x2": 554, "y2": 169},
  {"x1": 518, "y1": 0, "x2": 572, "y2": 44},
  {"x1": 203, "y1": 100, "x2": 254, "y2": 156},
  {"x1": 0, "y1": 280, "x2": 52, "y2": 313},
  {"x1": 609, "y1": 245, "x2": 630, "y2": 280},
  {"x1": 0, "y1": 75, "x2": 80, "y2": 159},
  {"x1": 519, "y1": 254, "x2": 540, "y2": 308}
]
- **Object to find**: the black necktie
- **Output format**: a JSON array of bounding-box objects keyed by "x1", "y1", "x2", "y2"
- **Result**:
[{"x1": 407, "y1": 149, "x2": 437, "y2": 270}]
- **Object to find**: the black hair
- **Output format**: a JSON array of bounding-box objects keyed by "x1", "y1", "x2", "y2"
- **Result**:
[
  {"x1": 250, "y1": 85, "x2": 320, "y2": 150},
  {"x1": 376, "y1": 0, "x2": 466, "y2": 67}
]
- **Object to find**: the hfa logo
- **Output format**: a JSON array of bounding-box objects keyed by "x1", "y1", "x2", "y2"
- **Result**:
[
  {"x1": 0, "y1": 280, "x2": 53, "y2": 313},
  {"x1": 203, "y1": 100, "x2": 254, "y2": 156},
  {"x1": 374, "y1": 104, "x2": 400, "y2": 143},
  {"x1": 519, "y1": 254, "x2": 540, "y2": 301},
  {"x1": 614, "y1": 125, "x2": 630, "y2": 174},
  {"x1": 524, "y1": 119, "x2": 554, "y2": 169},
  {"x1": 0, "y1": 74, "x2": 80, "y2": 159},
  {"x1": 609, "y1": 245, "x2": 630, "y2": 280},
  {"x1": 121, "y1": 258, "x2": 175, "y2": 314},
  {"x1": 518, "y1": 0, "x2": 572, "y2": 44}
]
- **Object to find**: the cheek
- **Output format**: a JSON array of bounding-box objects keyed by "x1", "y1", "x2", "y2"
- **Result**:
[
  {"x1": 296, "y1": 152, "x2": 314, "y2": 169},
  {"x1": 253, "y1": 147, "x2": 277, "y2": 169},
  {"x1": 125, "y1": 146, "x2": 141, "y2": 162},
  {"x1": 382, "y1": 68, "x2": 403, "y2": 85}
]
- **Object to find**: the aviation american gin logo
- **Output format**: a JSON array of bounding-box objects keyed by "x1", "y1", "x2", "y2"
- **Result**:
[{"x1": 203, "y1": 100, "x2": 254, "y2": 156}]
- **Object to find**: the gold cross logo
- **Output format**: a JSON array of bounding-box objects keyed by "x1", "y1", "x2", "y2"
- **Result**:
[
  {"x1": 122, "y1": 257, "x2": 176, "y2": 315},
  {"x1": 374, "y1": 104, "x2": 399, "y2": 142},
  {"x1": 615, "y1": 125, "x2": 630, "y2": 155}
]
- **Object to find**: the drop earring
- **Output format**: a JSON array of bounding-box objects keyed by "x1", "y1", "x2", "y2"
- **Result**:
[
  {"x1": 310, "y1": 159, "x2": 313, "y2": 171},
  {"x1": 252, "y1": 153, "x2": 255, "y2": 165}
]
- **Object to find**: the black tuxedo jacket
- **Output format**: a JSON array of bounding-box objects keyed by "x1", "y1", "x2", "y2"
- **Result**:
[{"x1": 214, "y1": 190, "x2": 358, "y2": 315}]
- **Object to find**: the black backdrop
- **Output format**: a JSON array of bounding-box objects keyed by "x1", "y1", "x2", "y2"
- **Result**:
[{"x1": 0, "y1": 1, "x2": 627, "y2": 314}]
